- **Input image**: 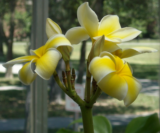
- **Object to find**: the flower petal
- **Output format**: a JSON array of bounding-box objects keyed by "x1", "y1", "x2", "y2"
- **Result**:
[
  {"x1": 93, "y1": 36, "x2": 121, "y2": 43},
  {"x1": 98, "y1": 15, "x2": 121, "y2": 36},
  {"x1": 77, "y1": 2, "x2": 99, "y2": 37},
  {"x1": 18, "y1": 60, "x2": 37, "y2": 85},
  {"x1": 123, "y1": 76, "x2": 142, "y2": 106},
  {"x1": 107, "y1": 27, "x2": 141, "y2": 42},
  {"x1": 120, "y1": 47, "x2": 158, "y2": 59},
  {"x1": 98, "y1": 72, "x2": 128, "y2": 100},
  {"x1": 3, "y1": 56, "x2": 38, "y2": 68},
  {"x1": 44, "y1": 34, "x2": 73, "y2": 52},
  {"x1": 103, "y1": 40, "x2": 121, "y2": 53},
  {"x1": 46, "y1": 18, "x2": 62, "y2": 38},
  {"x1": 44, "y1": 34, "x2": 73, "y2": 61},
  {"x1": 35, "y1": 48, "x2": 62, "y2": 80},
  {"x1": 89, "y1": 54, "x2": 116, "y2": 83},
  {"x1": 118, "y1": 62, "x2": 132, "y2": 76},
  {"x1": 30, "y1": 45, "x2": 45, "y2": 57},
  {"x1": 65, "y1": 27, "x2": 89, "y2": 44}
]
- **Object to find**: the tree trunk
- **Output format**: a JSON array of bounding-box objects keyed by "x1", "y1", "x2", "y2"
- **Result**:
[
  {"x1": 77, "y1": 41, "x2": 86, "y2": 84},
  {"x1": 0, "y1": 18, "x2": 4, "y2": 56},
  {"x1": 5, "y1": 1, "x2": 16, "y2": 78}
]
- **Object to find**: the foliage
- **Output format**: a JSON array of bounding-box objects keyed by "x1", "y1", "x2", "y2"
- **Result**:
[
  {"x1": 2, "y1": 0, "x2": 32, "y2": 41},
  {"x1": 125, "y1": 113, "x2": 160, "y2": 133},
  {"x1": 102, "y1": 0, "x2": 158, "y2": 38}
]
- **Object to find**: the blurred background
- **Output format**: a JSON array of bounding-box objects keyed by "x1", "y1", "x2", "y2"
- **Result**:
[{"x1": 0, "y1": 0, "x2": 159, "y2": 133}]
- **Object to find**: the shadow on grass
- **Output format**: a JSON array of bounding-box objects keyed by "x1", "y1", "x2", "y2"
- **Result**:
[
  {"x1": 0, "y1": 131, "x2": 23, "y2": 133},
  {"x1": 0, "y1": 90, "x2": 155, "y2": 119},
  {"x1": 131, "y1": 64, "x2": 159, "y2": 80},
  {"x1": 0, "y1": 90, "x2": 26, "y2": 119}
]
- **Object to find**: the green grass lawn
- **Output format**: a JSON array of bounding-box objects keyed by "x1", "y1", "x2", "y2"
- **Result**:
[{"x1": 0, "y1": 89, "x2": 158, "y2": 119}]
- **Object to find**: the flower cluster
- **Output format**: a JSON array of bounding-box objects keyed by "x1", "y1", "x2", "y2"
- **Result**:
[{"x1": 3, "y1": 2, "x2": 157, "y2": 106}]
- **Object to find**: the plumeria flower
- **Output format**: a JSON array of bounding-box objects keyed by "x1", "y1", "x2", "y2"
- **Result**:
[
  {"x1": 66, "y1": 2, "x2": 141, "y2": 53},
  {"x1": 3, "y1": 34, "x2": 72, "y2": 85},
  {"x1": 89, "y1": 52, "x2": 142, "y2": 106}
]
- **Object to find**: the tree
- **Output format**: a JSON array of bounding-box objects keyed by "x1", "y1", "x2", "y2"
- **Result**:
[
  {"x1": 0, "y1": 0, "x2": 32, "y2": 78},
  {"x1": 103, "y1": 0, "x2": 158, "y2": 38}
]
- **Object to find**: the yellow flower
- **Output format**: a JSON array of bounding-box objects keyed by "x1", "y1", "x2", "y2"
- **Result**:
[
  {"x1": 3, "y1": 34, "x2": 72, "y2": 85},
  {"x1": 66, "y1": 2, "x2": 141, "y2": 53},
  {"x1": 89, "y1": 52, "x2": 142, "y2": 106}
]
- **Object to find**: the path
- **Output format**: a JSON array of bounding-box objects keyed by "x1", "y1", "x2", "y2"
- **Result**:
[{"x1": 0, "y1": 113, "x2": 153, "y2": 131}]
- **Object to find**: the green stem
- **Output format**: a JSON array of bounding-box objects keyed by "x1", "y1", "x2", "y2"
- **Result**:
[
  {"x1": 85, "y1": 61, "x2": 91, "y2": 102},
  {"x1": 89, "y1": 87, "x2": 102, "y2": 105},
  {"x1": 53, "y1": 71, "x2": 66, "y2": 92},
  {"x1": 65, "y1": 61, "x2": 72, "y2": 91},
  {"x1": 80, "y1": 106, "x2": 94, "y2": 133},
  {"x1": 53, "y1": 71, "x2": 85, "y2": 107}
]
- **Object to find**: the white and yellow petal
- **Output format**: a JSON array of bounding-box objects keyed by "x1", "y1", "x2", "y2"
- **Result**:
[
  {"x1": 98, "y1": 72, "x2": 128, "y2": 100},
  {"x1": 77, "y1": 2, "x2": 99, "y2": 37},
  {"x1": 30, "y1": 45, "x2": 45, "y2": 57},
  {"x1": 89, "y1": 53, "x2": 116, "y2": 83},
  {"x1": 44, "y1": 34, "x2": 73, "y2": 53},
  {"x1": 102, "y1": 40, "x2": 121, "y2": 53},
  {"x1": 107, "y1": 27, "x2": 141, "y2": 42},
  {"x1": 46, "y1": 18, "x2": 62, "y2": 38},
  {"x1": 3, "y1": 56, "x2": 38, "y2": 68},
  {"x1": 118, "y1": 62, "x2": 132, "y2": 77},
  {"x1": 35, "y1": 48, "x2": 62, "y2": 80},
  {"x1": 119, "y1": 47, "x2": 157, "y2": 59},
  {"x1": 18, "y1": 60, "x2": 37, "y2": 85},
  {"x1": 98, "y1": 15, "x2": 121, "y2": 36},
  {"x1": 123, "y1": 76, "x2": 142, "y2": 106},
  {"x1": 65, "y1": 27, "x2": 89, "y2": 44}
]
